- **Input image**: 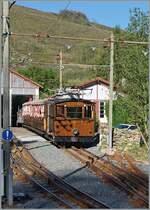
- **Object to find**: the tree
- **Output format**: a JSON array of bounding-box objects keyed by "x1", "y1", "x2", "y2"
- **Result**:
[
  {"x1": 59, "y1": 10, "x2": 90, "y2": 25},
  {"x1": 112, "y1": 8, "x2": 148, "y2": 140},
  {"x1": 127, "y1": 8, "x2": 149, "y2": 38},
  {"x1": 18, "y1": 66, "x2": 59, "y2": 98}
]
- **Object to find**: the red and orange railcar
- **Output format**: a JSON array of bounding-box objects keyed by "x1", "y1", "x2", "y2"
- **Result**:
[{"x1": 22, "y1": 92, "x2": 99, "y2": 145}]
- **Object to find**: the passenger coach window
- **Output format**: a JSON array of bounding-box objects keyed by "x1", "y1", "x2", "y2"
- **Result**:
[
  {"x1": 67, "y1": 107, "x2": 82, "y2": 118},
  {"x1": 56, "y1": 105, "x2": 64, "y2": 117},
  {"x1": 84, "y1": 105, "x2": 92, "y2": 118}
]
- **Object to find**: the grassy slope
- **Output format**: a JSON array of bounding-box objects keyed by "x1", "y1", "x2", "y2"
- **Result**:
[{"x1": 10, "y1": 5, "x2": 111, "y2": 85}]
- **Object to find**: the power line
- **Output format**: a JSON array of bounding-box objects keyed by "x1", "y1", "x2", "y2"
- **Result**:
[
  {"x1": 9, "y1": 1, "x2": 16, "y2": 10},
  {"x1": 11, "y1": 32, "x2": 109, "y2": 42},
  {"x1": 48, "y1": 1, "x2": 71, "y2": 34},
  {"x1": 11, "y1": 32, "x2": 148, "y2": 45},
  {"x1": 10, "y1": 44, "x2": 105, "y2": 54},
  {"x1": 10, "y1": 60, "x2": 110, "y2": 68},
  {"x1": 10, "y1": 51, "x2": 57, "y2": 56}
]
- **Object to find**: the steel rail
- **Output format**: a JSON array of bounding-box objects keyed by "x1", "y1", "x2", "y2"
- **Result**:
[
  {"x1": 75, "y1": 148, "x2": 148, "y2": 190},
  {"x1": 28, "y1": 152, "x2": 109, "y2": 208},
  {"x1": 12, "y1": 128, "x2": 148, "y2": 208},
  {"x1": 12, "y1": 158, "x2": 76, "y2": 208},
  {"x1": 12, "y1": 140, "x2": 109, "y2": 209},
  {"x1": 12, "y1": 150, "x2": 84, "y2": 209},
  {"x1": 66, "y1": 147, "x2": 148, "y2": 208},
  {"x1": 12, "y1": 149, "x2": 81, "y2": 209}
]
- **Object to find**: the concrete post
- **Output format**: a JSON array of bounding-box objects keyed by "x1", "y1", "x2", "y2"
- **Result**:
[
  {"x1": 2, "y1": 0, "x2": 13, "y2": 206},
  {"x1": 108, "y1": 32, "x2": 114, "y2": 150}
]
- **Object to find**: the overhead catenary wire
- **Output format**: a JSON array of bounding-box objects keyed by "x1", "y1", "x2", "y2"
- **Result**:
[
  {"x1": 47, "y1": 1, "x2": 71, "y2": 34},
  {"x1": 10, "y1": 60, "x2": 110, "y2": 68},
  {"x1": 11, "y1": 32, "x2": 148, "y2": 45},
  {"x1": 10, "y1": 44, "x2": 108, "y2": 54},
  {"x1": 10, "y1": 51, "x2": 58, "y2": 56}
]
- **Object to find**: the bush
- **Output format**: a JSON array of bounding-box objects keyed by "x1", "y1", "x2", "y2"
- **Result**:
[{"x1": 59, "y1": 10, "x2": 89, "y2": 25}]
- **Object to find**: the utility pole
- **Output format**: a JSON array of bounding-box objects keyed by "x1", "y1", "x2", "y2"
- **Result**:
[
  {"x1": 2, "y1": 0, "x2": 13, "y2": 206},
  {"x1": 59, "y1": 50, "x2": 63, "y2": 91},
  {"x1": 0, "y1": 0, "x2": 3, "y2": 208},
  {"x1": 108, "y1": 32, "x2": 114, "y2": 150}
]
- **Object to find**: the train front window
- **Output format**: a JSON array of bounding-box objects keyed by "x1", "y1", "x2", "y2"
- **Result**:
[
  {"x1": 56, "y1": 105, "x2": 64, "y2": 117},
  {"x1": 67, "y1": 107, "x2": 82, "y2": 119},
  {"x1": 84, "y1": 105, "x2": 92, "y2": 118}
]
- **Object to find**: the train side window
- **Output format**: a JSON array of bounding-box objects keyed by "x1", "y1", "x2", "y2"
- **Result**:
[
  {"x1": 56, "y1": 105, "x2": 64, "y2": 117},
  {"x1": 84, "y1": 105, "x2": 92, "y2": 118},
  {"x1": 67, "y1": 107, "x2": 82, "y2": 118}
]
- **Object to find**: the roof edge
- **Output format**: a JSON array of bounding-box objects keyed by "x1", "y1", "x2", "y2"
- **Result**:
[{"x1": 10, "y1": 69, "x2": 43, "y2": 89}]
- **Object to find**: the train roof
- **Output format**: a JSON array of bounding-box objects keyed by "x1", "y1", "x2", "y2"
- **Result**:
[
  {"x1": 23, "y1": 99, "x2": 47, "y2": 106},
  {"x1": 47, "y1": 98, "x2": 95, "y2": 105},
  {"x1": 23, "y1": 91, "x2": 95, "y2": 106},
  {"x1": 48, "y1": 92, "x2": 94, "y2": 104}
]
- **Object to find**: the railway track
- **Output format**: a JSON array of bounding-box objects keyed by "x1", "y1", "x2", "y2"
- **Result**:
[
  {"x1": 66, "y1": 147, "x2": 149, "y2": 208},
  {"x1": 12, "y1": 140, "x2": 109, "y2": 209},
  {"x1": 12, "y1": 127, "x2": 148, "y2": 208}
]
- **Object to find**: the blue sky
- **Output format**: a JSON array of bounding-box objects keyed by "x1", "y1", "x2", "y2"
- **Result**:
[{"x1": 16, "y1": 0, "x2": 149, "y2": 29}]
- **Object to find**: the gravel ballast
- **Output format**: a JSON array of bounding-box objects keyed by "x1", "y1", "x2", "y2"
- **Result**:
[
  {"x1": 4, "y1": 180, "x2": 61, "y2": 209},
  {"x1": 12, "y1": 127, "x2": 138, "y2": 208}
]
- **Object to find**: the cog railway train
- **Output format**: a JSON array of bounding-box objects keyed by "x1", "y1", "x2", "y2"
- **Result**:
[{"x1": 20, "y1": 91, "x2": 99, "y2": 146}]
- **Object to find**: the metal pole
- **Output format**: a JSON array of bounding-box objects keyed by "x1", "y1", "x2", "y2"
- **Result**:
[
  {"x1": 108, "y1": 32, "x2": 114, "y2": 150},
  {"x1": 149, "y1": 3, "x2": 150, "y2": 205},
  {"x1": 2, "y1": 0, "x2": 13, "y2": 206},
  {"x1": 0, "y1": 1, "x2": 3, "y2": 207},
  {"x1": 59, "y1": 50, "x2": 63, "y2": 90}
]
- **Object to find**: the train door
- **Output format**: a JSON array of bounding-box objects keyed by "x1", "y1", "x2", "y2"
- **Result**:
[{"x1": 48, "y1": 104, "x2": 54, "y2": 133}]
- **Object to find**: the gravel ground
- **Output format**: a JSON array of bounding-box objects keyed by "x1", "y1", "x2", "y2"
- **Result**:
[
  {"x1": 3, "y1": 179, "x2": 61, "y2": 209},
  {"x1": 12, "y1": 127, "x2": 142, "y2": 208}
]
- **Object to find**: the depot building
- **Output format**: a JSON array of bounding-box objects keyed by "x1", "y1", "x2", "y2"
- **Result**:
[
  {"x1": 2, "y1": 69, "x2": 42, "y2": 127},
  {"x1": 74, "y1": 77, "x2": 116, "y2": 125}
]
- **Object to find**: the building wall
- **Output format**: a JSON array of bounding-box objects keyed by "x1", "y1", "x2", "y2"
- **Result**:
[
  {"x1": 79, "y1": 83, "x2": 115, "y2": 123},
  {"x1": 1, "y1": 72, "x2": 39, "y2": 97},
  {"x1": 11, "y1": 73, "x2": 39, "y2": 97},
  {"x1": 1, "y1": 72, "x2": 40, "y2": 126}
]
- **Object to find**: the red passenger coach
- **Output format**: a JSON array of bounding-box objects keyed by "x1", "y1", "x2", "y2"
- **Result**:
[
  {"x1": 22, "y1": 92, "x2": 99, "y2": 146},
  {"x1": 23, "y1": 99, "x2": 46, "y2": 130}
]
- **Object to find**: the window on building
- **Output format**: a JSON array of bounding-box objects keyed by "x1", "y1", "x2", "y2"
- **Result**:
[
  {"x1": 84, "y1": 105, "x2": 92, "y2": 118},
  {"x1": 56, "y1": 105, "x2": 64, "y2": 117},
  {"x1": 67, "y1": 107, "x2": 82, "y2": 119},
  {"x1": 100, "y1": 102, "x2": 105, "y2": 118}
]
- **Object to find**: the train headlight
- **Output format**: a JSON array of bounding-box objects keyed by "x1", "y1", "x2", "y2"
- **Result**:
[{"x1": 72, "y1": 128, "x2": 79, "y2": 136}]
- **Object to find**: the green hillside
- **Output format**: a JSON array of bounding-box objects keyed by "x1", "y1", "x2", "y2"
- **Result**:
[{"x1": 10, "y1": 5, "x2": 112, "y2": 86}]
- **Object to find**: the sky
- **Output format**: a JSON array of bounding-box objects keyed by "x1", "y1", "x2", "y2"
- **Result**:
[{"x1": 16, "y1": 0, "x2": 149, "y2": 29}]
